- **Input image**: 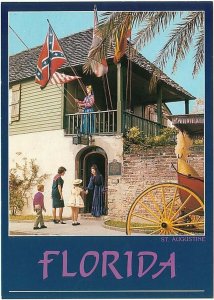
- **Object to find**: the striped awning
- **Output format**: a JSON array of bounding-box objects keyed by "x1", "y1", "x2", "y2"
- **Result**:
[{"x1": 167, "y1": 114, "x2": 204, "y2": 137}]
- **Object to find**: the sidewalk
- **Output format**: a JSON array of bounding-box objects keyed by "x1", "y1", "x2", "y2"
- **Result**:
[{"x1": 9, "y1": 217, "x2": 126, "y2": 236}]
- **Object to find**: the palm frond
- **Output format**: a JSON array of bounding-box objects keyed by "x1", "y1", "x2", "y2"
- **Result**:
[
  {"x1": 133, "y1": 12, "x2": 180, "y2": 51},
  {"x1": 84, "y1": 12, "x2": 134, "y2": 74},
  {"x1": 192, "y1": 27, "x2": 204, "y2": 77},
  {"x1": 99, "y1": 11, "x2": 134, "y2": 45},
  {"x1": 83, "y1": 10, "x2": 205, "y2": 78},
  {"x1": 154, "y1": 12, "x2": 204, "y2": 73}
]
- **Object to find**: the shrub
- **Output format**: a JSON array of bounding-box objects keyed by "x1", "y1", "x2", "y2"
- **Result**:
[
  {"x1": 9, "y1": 154, "x2": 49, "y2": 215},
  {"x1": 126, "y1": 127, "x2": 144, "y2": 144},
  {"x1": 144, "y1": 127, "x2": 178, "y2": 146},
  {"x1": 160, "y1": 127, "x2": 178, "y2": 138},
  {"x1": 123, "y1": 127, "x2": 145, "y2": 153},
  {"x1": 193, "y1": 138, "x2": 204, "y2": 145},
  {"x1": 124, "y1": 126, "x2": 178, "y2": 152}
]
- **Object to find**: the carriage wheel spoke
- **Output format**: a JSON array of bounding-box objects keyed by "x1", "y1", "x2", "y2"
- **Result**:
[
  {"x1": 174, "y1": 206, "x2": 204, "y2": 223},
  {"x1": 149, "y1": 227, "x2": 163, "y2": 235},
  {"x1": 138, "y1": 200, "x2": 161, "y2": 221},
  {"x1": 170, "y1": 193, "x2": 193, "y2": 221},
  {"x1": 168, "y1": 187, "x2": 179, "y2": 219},
  {"x1": 171, "y1": 227, "x2": 195, "y2": 235},
  {"x1": 173, "y1": 221, "x2": 204, "y2": 227},
  {"x1": 170, "y1": 228, "x2": 178, "y2": 235},
  {"x1": 148, "y1": 191, "x2": 162, "y2": 215},
  {"x1": 130, "y1": 225, "x2": 160, "y2": 230},
  {"x1": 161, "y1": 186, "x2": 167, "y2": 219},
  {"x1": 126, "y1": 183, "x2": 204, "y2": 236},
  {"x1": 194, "y1": 215, "x2": 203, "y2": 224},
  {"x1": 131, "y1": 213, "x2": 160, "y2": 224}
]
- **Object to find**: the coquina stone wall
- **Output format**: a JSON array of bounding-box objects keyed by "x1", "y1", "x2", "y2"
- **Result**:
[
  {"x1": 9, "y1": 131, "x2": 124, "y2": 216},
  {"x1": 107, "y1": 145, "x2": 204, "y2": 221}
]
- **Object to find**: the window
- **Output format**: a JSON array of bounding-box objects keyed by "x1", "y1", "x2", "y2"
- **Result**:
[{"x1": 10, "y1": 84, "x2": 21, "y2": 122}]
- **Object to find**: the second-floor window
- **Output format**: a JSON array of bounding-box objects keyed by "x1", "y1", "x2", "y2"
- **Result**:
[{"x1": 10, "y1": 84, "x2": 21, "y2": 123}]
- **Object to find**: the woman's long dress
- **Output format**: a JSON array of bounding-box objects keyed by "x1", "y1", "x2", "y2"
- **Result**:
[
  {"x1": 87, "y1": 174, "x2": 104, "y2": 217},
  {"x1": 81, "y1": 94, "x2": 95, "y2": 134}
]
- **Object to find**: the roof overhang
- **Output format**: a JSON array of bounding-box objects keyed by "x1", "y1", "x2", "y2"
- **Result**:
[{"x1": 167, "y1": 114, "x2": 204, "y2": 137}]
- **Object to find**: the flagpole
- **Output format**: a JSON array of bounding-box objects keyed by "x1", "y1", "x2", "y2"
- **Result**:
[
  {"x1": 47, "y1": 20, "x2": 101, "y2": 112},
  {"x1": 9, "y1": 26, "x2": 31, "y2": 52},
  {"x1": 47, "y1": 19, "x2": 87, "y2": 96},
  {"x1": 9, "y1": 25, "x2": 77, "y2": 110},
  {"x1": 105, "y1": 74, "x2": 113, "y2": 110}
]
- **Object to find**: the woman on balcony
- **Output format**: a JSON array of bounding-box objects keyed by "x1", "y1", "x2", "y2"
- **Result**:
[
  {"x1": 86, "y1": 164, "x2": 104, "y2": 217},
  {"x1": 75, "y1": 85, "x2": 95, "y2": 134}
]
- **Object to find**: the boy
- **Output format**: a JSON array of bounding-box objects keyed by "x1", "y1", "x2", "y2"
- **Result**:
[{"x1": 33, "y1": 184, "x2": 47, "y2": 230}]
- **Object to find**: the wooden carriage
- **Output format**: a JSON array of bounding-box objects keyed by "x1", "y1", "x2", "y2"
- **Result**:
[{"x1": 126, "y1": 114, "x2": 204, "y2": 235}]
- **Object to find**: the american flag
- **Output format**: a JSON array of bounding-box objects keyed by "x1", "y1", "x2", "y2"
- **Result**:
[
  {"x1": 49, "y1": 72, "x2": 80, "y2": 84},
  {"x1": 35, "y1": 26, "x2": 67, "y2": 88},
  {"x1": 88, "y1": 6, "x2": 108, "y2": 77}
]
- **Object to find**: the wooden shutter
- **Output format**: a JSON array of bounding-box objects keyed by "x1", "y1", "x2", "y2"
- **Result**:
[{"x1": 11, "y1": 84, "x2": 21, "y2": 122}]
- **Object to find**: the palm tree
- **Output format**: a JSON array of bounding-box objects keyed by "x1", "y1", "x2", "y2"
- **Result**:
[{"x1": 84, "y1": 11, "x2": 204, "y2": 79}]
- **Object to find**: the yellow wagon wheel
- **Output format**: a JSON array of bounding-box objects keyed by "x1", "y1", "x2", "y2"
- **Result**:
[{"x1": 126, "y1": 183, "x2": 204, "y2": 236}]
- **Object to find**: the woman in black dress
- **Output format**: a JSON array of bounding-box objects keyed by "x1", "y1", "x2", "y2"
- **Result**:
[
  {"x1": 86, "y1": 164, "x2": 104, "y2": 217},
  {"x1": 51, "y1": 166, "x2": 66, "y2": 224}
]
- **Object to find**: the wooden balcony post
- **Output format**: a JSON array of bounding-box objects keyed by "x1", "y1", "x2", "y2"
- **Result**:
[
  {"x1": 185, "y1": 100, "x2": 190, "y2": 114},
  {"x1": 117, "y1": 63, "x2": 123, "y2": 134},
  {"x1": 157, "y1": 85, "x2": 163, "y2": 125}
]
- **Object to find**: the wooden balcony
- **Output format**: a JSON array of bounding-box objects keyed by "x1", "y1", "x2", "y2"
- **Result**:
[
  {"x1": 64, "y1": 110, "x2": 165, "y2": 136},
  {"x1": 123, "y1": 112, "x2": 165, "y2": 137},
  {"x1": 64, "y1": 110, "x2": 117, "y2": 135}
]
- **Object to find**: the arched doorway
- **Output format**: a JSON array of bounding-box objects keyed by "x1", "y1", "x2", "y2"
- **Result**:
[{"x1": 76, "y1": 146, "x2": 108, "y2": 215}]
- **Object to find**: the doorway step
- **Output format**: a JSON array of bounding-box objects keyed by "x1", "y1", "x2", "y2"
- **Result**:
[{"x1": 80, "y1": 213, "x2": 105, "y2": 220}]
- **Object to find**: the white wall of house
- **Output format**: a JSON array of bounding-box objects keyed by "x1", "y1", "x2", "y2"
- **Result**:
[{"x1": 9, "y1": 130, "x2": 123, "y2": 217}]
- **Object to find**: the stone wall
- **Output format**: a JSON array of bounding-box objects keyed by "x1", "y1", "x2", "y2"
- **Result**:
[
  {"x1": 9, "y1": 131, "x2": 124, "y2": 216},
  {"x1": 107, "y1": 145, "x2": 204, "y2": 221}
]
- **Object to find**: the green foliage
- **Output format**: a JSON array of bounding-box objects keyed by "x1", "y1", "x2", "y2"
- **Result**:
[
  {"x1": 9, "y1": 214, "x2": 53, "y2": 221},
  {"x1": 124, "y1": 126, "x2": 178, "y2": 153},
  {"x1": 160, "y1": 127, "x2": 178, "y2": 138},
  {"x1": 104, "y1": 219, "x2": 126, "y2": 228},
  {"x1": 123, "y1": 127, "x2": 144, "y2": 153},
  {"x1": 9, "y1": 154, "x2": 49, "y2": 215},
  {"x1": 126, "y1": 126, "x2": 144, "y2": 144},
  {"x1": 144, "y1": 127, "x2": 178, "y2": 146},
  {"x1": 193, "y1": 138, "x2": 204, "y2": 145},
  {"x1": 104, "y1": 219, "x2": 158, "y2": 233}
]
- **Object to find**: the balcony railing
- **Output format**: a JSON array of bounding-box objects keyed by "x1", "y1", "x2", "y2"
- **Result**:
[
  {"x1": 64, "y1": 110, "x2": 117, "y2": 135},
  {"x1": 123, "y1": 112, "x2": 165, "y2": 136},
  {"x1": 64, "y1": 110, "x2": 165, "y2": 136}
]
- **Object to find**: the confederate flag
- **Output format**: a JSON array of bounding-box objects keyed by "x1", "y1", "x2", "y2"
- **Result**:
[{"x1": 35, "y1": 26, "x2": 66, "y2": 88}]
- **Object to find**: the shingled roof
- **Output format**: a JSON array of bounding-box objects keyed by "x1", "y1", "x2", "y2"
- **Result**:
[{"x1": 9, "y1": 28, "x2": 194, "y2": 99}]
